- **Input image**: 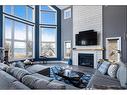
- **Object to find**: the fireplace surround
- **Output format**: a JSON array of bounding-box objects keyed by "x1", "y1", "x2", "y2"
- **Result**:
[
  {"x1": 78, "y1": 53, "x2": 94, "y2": 68},
  {"x1": 72, "y1": 49, "x2": 103, "y2": 68}
]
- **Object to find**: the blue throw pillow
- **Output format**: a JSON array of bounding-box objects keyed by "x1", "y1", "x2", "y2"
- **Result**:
[{"x1": 98, "y1": 61, "x2": 111, "y2": 74}]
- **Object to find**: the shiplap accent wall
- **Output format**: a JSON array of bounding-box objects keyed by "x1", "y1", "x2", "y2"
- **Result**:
[
  {"x1": 72, "y1": 6, "x2": 103, "y2": 67},
  {"x1": 72, "y1": 5, "x2": 103, "y2": 49}
]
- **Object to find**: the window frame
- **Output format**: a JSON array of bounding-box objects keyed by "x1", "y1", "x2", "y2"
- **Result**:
[
  {"x1": 39, "y1": 26, "x2": 57, "y2": 58},
  {"x1": 3, "y1": 5, "x2": 35, "y2": 61},
  {"x1": 39, "y1": 5, "x2": 58, "y2": 58},
  {"x1": 64, "y1": 40, "x2": 71, "y2": 59},
  {"x1": 3, "y1": 5, "x2": 35, "y2": 23}
]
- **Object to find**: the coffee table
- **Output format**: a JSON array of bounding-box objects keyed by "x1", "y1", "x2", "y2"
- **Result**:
[{"x1": 51, "y1": 67, "x2": 92, "y2": 88}]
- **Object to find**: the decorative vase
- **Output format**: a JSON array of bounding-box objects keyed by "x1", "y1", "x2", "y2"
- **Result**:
[{"x1": 68, "y1": 58, "x2": 72, "y2": 65}]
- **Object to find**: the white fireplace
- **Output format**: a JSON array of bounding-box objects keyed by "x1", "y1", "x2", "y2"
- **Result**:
[{"x1": 72, "y1": 49, "x2": 103, "y2": 68}]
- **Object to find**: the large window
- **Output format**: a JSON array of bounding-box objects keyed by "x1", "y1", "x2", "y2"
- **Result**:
[
  {"x1": 3, "y1": 5, "x2": 34, "y2": 60},
  {"x1": 4, "y1": 5, "x2": 34, "y2": 22},
  {"x1": 39, "y1": 6, "x2": 57, "y2": 58}
]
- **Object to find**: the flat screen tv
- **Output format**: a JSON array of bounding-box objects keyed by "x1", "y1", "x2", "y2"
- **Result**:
[{"x1": 76, "y1": 30, "x2": 97, "y2": 46}]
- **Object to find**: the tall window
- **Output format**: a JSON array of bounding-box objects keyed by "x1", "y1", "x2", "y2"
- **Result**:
[
  {"x1": 39, "y1": 6, "x2": 57, "y2": 58},
  {"x1": 3, "y1": 5, "x2": 34, "y2": 60}
]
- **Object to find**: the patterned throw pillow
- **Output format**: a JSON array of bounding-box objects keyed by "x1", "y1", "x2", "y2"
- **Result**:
[
  {"x1": 11, "y1": 61, "x2": 25, "y2": 69},
  {"x1": 98, "y1": 61, "x2": 111, "y2": 74},
  {"x1": 108, "y1": 64, "x2": 119, "y2": 78}
]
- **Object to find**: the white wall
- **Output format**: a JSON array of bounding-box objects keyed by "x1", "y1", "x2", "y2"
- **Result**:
[{"x1": 72, "y1": 5, "x2": 103, "y2": 49}]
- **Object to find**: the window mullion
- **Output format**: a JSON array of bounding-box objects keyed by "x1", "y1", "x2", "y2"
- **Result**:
[
  {"x1": 11, "y1": 5, "x2": 14, "y2": 59},
  {"x1": 26, "y1": 6, "x2": 28, "y2": 58},
  {"x1": 26, "y1": 5, "x2": 28, "y2": 21},
  {"x1": 26, "y1": 25, "x2": 28, "y2": 58},
  {"x1": 12, "y1": 20, "x2": 14, "y2": 59}
]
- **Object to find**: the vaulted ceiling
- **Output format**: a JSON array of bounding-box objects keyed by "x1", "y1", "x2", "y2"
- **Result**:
[{"x1": 56, "y1": 5, "x2": 71, "y2": 10}]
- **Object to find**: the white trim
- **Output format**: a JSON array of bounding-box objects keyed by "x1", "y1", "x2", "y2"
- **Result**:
[
  {"x1": 106, "y1": 37, "x2": 121, "y2": 62},
  {"x1": 64, "y1": 8, "x2": 71, "y2": 19},
  {"x1": 48, "y1": 6, "x2": 56, "y2": 12},
  {"x1": 72, "y1": 50, "x2": 103, "y2": 68},
  {"x1": 64, "y1": 40, "x2": 71, "y2": 59}
]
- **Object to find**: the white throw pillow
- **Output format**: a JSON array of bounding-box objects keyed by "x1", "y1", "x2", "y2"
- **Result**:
[
  {"x1": 98, "y1": 61, "x2": 111, "y2": 74},
  {"x1": 108, "y1": 64, "x2": 119, "y2": 78}
]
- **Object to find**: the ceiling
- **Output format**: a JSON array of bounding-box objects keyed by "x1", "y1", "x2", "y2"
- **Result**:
[{"x1": 56, "y1": 5, "x2": 71, "y2": 10}]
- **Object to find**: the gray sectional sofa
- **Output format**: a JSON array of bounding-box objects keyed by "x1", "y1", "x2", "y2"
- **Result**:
[
  {"x1": 0, "y1": 69, "x2": 30, "y2": 89},
  {"x1": 0, "y1": 61, "x2": 126, "y2": 90},
  {"x1": 87, "y1": 62, "x2": 127, "y2": 89},
  {"x1": 0, "y1": 63, "x2": 77, "y2": 90}
]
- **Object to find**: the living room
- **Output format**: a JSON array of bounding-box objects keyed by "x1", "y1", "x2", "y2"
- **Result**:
[{"x1": 0, "y1": 5, "x2": 127, "y2": 90}]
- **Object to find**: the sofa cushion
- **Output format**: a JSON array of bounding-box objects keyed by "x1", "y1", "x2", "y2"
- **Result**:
[
  {"x1": 34, "y1": 79, "x2": 50, "y2": 89},
  {"x1": 51, "y1": 80, "x2": 78, "y2": 89},
  {"x1": 98, "y1": 61, "x2": 111, "y2": 74},
  {"x1": 0, "y1": 63, "x2": 9, "y2": 71},
  {"x1": 32, "y1": 73, "x2": 53, "y2": 81},
  {"x1": 22, "y1": 74, "x2": 65, "y2": 89},
  {"x1": 10, "y1": 81, "x2": 30, "y2": 90},
  {"x1": 22, "y1": 75, "x2": 52, "y2": 89},
  {"x1": 0, "y1": 70, "x2": 17, "y2": 89},
  {"x1": 22, "y1": 75, "x2": 40, "y2": 89},
  {"x1": 26, "y1": 64, "x2": 49, "y2": 74},
  {"x1": 92, "y1": 84, "x2": 122, "y2": 89},
  {"x1": 87, "y1": 73, "x2": 121, "y2": 89},
  {"x1": 108, "y1": 64, "x2": 119, "y2": 78},
  {"x1": 6, "y1": 67, "x2": 31, "y2": 81},
  {"x1": 94, "y1": 70, "x2": 120, "y2": 82},
  {"x1": 46, "y1": 80, "x2": 66, "y2": 89}
]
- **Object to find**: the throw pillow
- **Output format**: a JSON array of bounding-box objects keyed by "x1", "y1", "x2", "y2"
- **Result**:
[
  {"x1": 108, "y1": 64, "x2": 119, "y2": 78},
  {"x1": 98, "y1": 61, "x2": 111, "y2": 74},
  {"x1": 0, "y1": 63, "x2": 9, "y2": 71},
  {"x1": 16, "y1": 61, "x2": 25, "y2": 68},
  {"x1": 11, "y1": 61, "x2": 25, "y2": 69},
  {"x1": 11, "y1": 62, "x2": 16, "y2": 67},
  {"x1": 97, "y1": 59, "x2": 104, "y2": 69}
]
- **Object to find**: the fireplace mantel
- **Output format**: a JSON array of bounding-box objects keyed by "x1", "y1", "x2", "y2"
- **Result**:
[{"x1": 74, "y1": 48, "x2": 104, "y2": 51}]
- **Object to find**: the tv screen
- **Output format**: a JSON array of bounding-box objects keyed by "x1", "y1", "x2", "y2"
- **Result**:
[{"x1": 76, "y1": 30, "x2": 97, "y2": 46}]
